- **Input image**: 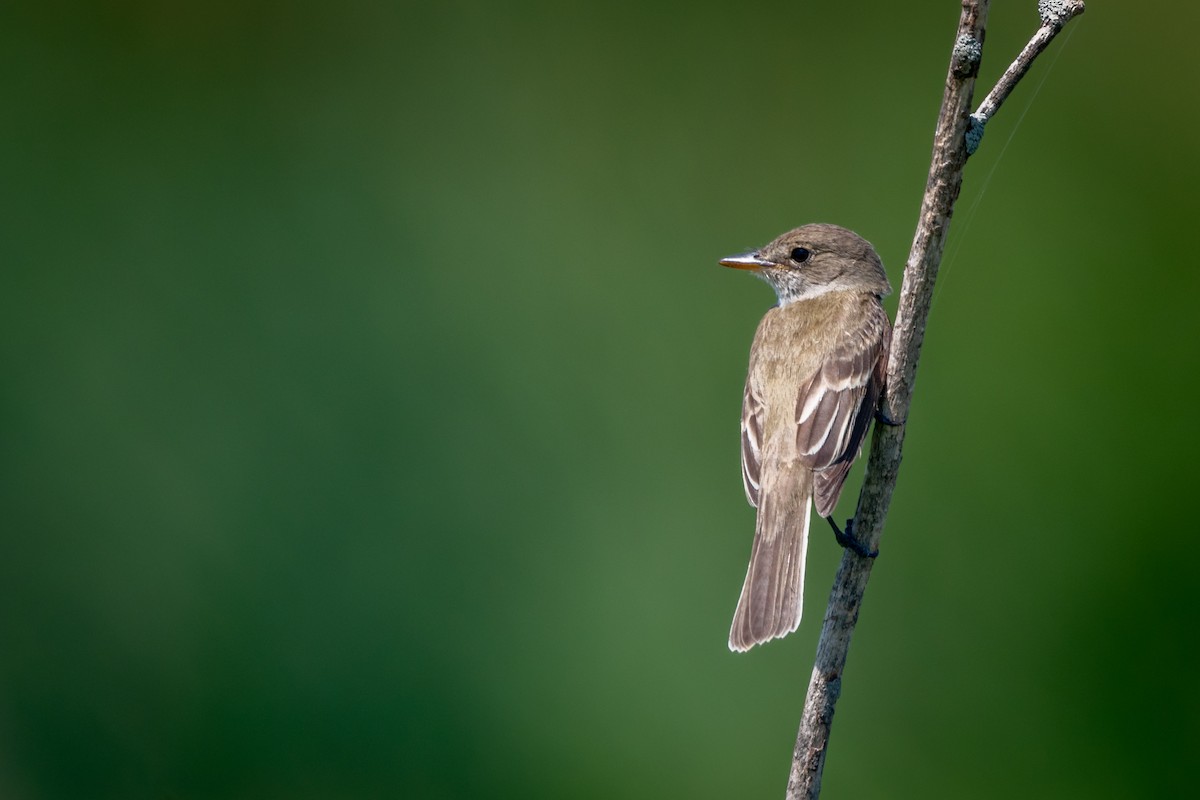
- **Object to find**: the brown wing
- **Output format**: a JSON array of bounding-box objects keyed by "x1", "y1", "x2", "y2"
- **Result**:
[
  {"x1": 796, "y1": 302, "x2": 891, "y2": 517},
  {"x1": 740, "y1": 378, "x2": 764, "y2": 508}
]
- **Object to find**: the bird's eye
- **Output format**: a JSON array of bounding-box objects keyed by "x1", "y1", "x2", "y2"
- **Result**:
[{"x1": 790, "y1": 247, "x2": 811, "y2": 263}]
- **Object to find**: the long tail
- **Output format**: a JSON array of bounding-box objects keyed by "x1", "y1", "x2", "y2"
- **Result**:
[{"x1": 729, "y1": 466, "x2": 811, "y2": 652}]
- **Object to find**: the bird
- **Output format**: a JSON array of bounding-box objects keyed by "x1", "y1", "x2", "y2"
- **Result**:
[{"x1": 721, "y1": 224, "x2": 892, "y2": 652}]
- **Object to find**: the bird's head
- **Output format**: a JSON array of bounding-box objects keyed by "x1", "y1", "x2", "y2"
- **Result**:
[{"x1": 720, "y1": 224, "x2": 892, "y2": 304}]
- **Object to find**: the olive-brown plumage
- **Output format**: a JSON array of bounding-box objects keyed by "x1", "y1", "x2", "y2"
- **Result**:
[{"x1": 721, "y1": 224, "x2": 891, "y2": 652}]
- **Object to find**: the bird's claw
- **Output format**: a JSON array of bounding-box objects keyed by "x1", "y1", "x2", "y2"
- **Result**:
[
  {"x1": 875, "y1": 408, "x2": 904, "y2": 427},
  {"x1": 826, "y1": 516, "x2": 879, "y2": 559}
]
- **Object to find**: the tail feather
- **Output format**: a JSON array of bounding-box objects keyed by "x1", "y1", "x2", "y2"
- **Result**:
[{"x1": 729, "y1": 467, "x2": 811, "y2": 652}]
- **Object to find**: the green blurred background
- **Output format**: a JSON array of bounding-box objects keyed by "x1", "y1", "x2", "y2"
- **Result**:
[{"x1": 2, "y1": 1, "x2": 1197, "y2": 797}]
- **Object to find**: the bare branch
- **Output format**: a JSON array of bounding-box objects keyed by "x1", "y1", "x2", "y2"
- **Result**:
[
  {"x1": 784, "y1": 2, "x2": 1085, "y2": 798},
  {"x1": 968, "y1": 0, "x2": 1087, "y2": 154}
]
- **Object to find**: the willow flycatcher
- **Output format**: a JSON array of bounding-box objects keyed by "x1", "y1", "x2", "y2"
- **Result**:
[{"x1": 721, "y1": 224, "x2": 892, "y2": 652}]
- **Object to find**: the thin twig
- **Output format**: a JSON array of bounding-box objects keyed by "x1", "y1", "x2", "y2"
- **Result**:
[
  {"x1": 968, "y1": 0, "x2": 1087, "y2": 154},
  {"x1": 784, "y1": 2, "x2": 1084, "y2": 798}
]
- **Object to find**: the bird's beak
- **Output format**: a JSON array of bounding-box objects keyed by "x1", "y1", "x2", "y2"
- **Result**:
[{"x1": 719, "y1": 251, "x2": 774, "y2": 270}]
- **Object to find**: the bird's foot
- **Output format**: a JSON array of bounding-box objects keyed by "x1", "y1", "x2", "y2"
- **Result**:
[
  {"x1": 826, "y1": 516, "x2": 879, "y2": 559},
  {"x1": 875, "y1": 408, "x2": 904, "y2": 427}
]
